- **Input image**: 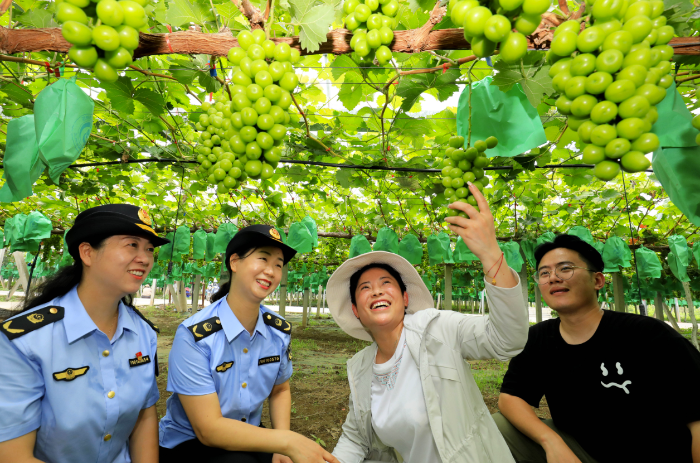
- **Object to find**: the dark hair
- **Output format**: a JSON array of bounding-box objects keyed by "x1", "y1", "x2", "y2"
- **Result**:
[
  {"x1": 349, "y1": 263, "x2": 407, "y2": 306},
  {"x1": 22, "y1": 236, "x2": 137, "y2": 313},
  {"x1": 210, "y1": 245, "x2": 258, "y2": 303},
  {"x1": 534, "y1": 234, "x2": 604, "y2": 273}
]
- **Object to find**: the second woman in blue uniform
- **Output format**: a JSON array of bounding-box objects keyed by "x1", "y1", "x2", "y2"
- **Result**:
[{"x1": 159, "y1": 225, "x2": 339, "y2": 463}]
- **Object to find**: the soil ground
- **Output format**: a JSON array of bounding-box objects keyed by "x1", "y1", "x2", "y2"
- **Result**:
[{"x1": 143, "y1": 305, "x2": 551, "y2": 452}]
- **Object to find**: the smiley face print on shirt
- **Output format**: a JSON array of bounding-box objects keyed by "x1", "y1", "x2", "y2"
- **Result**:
[{"x1": 600, "y1": 362, "x2": 632, "y2": 394}]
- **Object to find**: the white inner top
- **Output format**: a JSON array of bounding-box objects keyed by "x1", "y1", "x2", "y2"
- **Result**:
[{"x1": 370, "y1": 324, "x2": 442, "y2": 463}]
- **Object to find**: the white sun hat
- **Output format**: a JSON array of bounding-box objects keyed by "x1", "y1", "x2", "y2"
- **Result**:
[{"x1": 327, "y1": 251, "x2": 435, "y2": 341}]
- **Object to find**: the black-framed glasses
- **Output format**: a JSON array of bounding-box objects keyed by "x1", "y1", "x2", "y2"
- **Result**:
[{"x1": 533, "y1": 264, "x2": 595, "y2": 285}]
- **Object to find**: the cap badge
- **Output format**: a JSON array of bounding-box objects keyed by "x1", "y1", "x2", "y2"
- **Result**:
[
  {"x1": 269, "y1": 228, "x2": 281, "y2": 241},
  {"x1": 138, "y1": 208, "x2": 152, "y2": 226}
]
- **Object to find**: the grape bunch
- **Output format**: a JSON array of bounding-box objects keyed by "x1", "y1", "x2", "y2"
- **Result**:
[
  {"x1": 342, "y1": 0, "x2": 398, "y2": 65},
  {"x1": 193, "y1": 30, "x2": 301, "y2": 194},
  {"x1": 449, "y1": 0, "x2": 551, "y2": 62},
  {"x1": 56, "y1": 0, "x2": 150, "y2": 82},
  {"x1": 441, "y1": 135, "x2": 497, "y2": 215},
  {"x1": 548, "y1": 0, "x2": 675, "y2": 181}
]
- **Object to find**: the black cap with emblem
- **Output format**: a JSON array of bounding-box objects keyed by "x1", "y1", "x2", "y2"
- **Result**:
[
  {"x1": 224, "y1": 224, "x2": 297, "y2": 271},
  {"x1": 66, "y1": 204, "x2": 170, "y2": 259}
]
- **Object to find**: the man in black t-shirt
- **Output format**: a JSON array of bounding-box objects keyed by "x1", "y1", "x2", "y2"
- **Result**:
[{"x1": 493, "y1": 234, "x2": 700, "y2": 463}]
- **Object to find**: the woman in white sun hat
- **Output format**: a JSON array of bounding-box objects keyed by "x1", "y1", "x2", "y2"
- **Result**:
[{"x1": 328, "y1": 183, "x2": 529, "y2": 463}]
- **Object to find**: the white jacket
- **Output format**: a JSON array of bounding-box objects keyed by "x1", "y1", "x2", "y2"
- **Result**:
[{"x1": 332, "y1": 271, "x2": 529, "y2": 463}]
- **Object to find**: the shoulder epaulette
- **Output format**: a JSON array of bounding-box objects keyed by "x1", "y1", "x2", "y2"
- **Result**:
[
  {"x1": 132, "y1": 307, "x2": 160, "y2": 334},
  {"x1": 1, "y1": 306, "x2": 64, "y2": 341},
  {"x1": 262, "y1": 312, "x2": 292, "y2": 335},
  {"x1": 188, "y1": 317, "x2": 222, "y2": 341}
]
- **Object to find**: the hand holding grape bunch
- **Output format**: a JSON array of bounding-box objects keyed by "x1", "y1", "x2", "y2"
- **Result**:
[
  {"x1": 193, "y1": 30, "x2": 301, "y2": 194},
  {"x1": 57, "y1": 0, "x2": 150, "y2": 82},
  {"x1": 441, "y1": 134, "x2": 497, "y2": 216}
]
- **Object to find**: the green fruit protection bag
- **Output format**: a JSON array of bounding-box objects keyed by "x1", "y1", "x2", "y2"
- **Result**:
[
  {"x1": 667, "y1": 235, "x2": 691, "y2": 282},
  {"x1": 427, "y1": 232, "x2": 454, "y2": 265},
  {"x1": 0, "y1": 115, "x2": 43, "y2": 202},
  {"x1": 349, "y1": 235, "x2": 372, "y2": 258},
  {"x1": 214, "y1": 223, "x2": 238, "y2": 254},
  {"x1": 520, "y1": 239, "x2": 537, "y2": 268},
  {"x1": 454, "y1": 237, "x2": 478, "y2": 263},
  {"x1": 602, "y1": 236, "x2": 632, "y2": 273},
  {"x1": 456, "y1": 76, "x2": 547, "y2": 158},
  {"x1": 398, "y1": 234, "x2": 423, "y2": 265},
  {"x1": 499, "y1": 241, "x2": 524, "y2": 272},
  {"x1": 9, "y1": 212, "x2": 52, "y2": 252},
  {"x1": 567, "y1": 226, "x2": 594, "y2": 244},
  {"x1": 373, "y1": 227, "x2": 399, "y2": 254},
  {"x1": 535, "y1": 232, "x2": 556, "y2": 248},
  {"x1": 693, "y1": 243, "x2": 700, "y2": 267},
  {"x1": 174, "y1": 225, "x2": 191, "y2": 256},
  {"x1": 59, "y1": 229, "x2": 73, "y2": 267},
  {"x1": 34, "y1": 76, "x2": 94, "y2": 183},
  {"x1": 193, "y1": 229, "x2": 207, "y2": 259},
  {"x1": 288, "y1": 221, "x2": 314, "y2": 254},
  {"x1": 157, "y1": 232, "x2": 179, "y2": 262},
  {"x1": 204, "y1": 262, "x2": 220, "y2": 278},
  {"x1": 634, "y1": 246, "x2": 662, "y2": 280},
  {"x1": 205, "y1": 233, "x2": 217, "y2": 262},
  {"x1": 651, "y1": 82, "x2": 700, "y2": 226},
  {"x1": 300, "y1": 216, "x2": 318, "y2": 248}
]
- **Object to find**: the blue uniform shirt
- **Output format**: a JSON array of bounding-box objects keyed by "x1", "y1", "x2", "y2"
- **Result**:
[
  {"x1": 158, "y1": 296, "x2": 293, "y2": 449},
  {"x1": 0, "y1": 286, "x2": 159, "y2": 463}
]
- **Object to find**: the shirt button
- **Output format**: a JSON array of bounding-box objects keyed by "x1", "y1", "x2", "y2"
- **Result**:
[
  {"x1": 107, "y1": 391, "x2": 115, "y2": 399},
  {"x1": 102, "y1": 350, "x2": 110, "y2": 357},
  {"x1": 243, "y1": 348, "x2": 248, "y2": 354},
  {"x1": 242, "y1": 382, "x2": 247, "y2": 388},
  {"x1": 241, "y1": 418, "x2": 247, "y2": 422},
  {"x1": 104, "y1": 434, "x2": 112, "y2": 442}
]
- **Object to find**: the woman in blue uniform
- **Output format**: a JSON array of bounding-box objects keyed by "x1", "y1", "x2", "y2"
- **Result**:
[
  {"x1": 159, "y1": 224, "x2": 338, "y2": 463},
  {"x1": 0, "y1": 204, "x2": 169, "y2": 463}
]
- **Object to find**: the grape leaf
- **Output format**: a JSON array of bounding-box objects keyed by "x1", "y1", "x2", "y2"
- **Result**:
[
  {"x1": 101, "y1": 77, "x2": 135, "y2": 115},
  {"x1": 331, "y1": 55, "x2": 360, "y2": 80},
  {"x1": 166, "y1": 0, "x2": 215, "y2": 27},
  {"x1": 134, "y1": 89, "x2": 166, "y2": 116},
  {"x1": 289, "y1": 0, "x2": 334, "y2": 52},
  {"x1": 491, "y1": 51, "x2": 554, "y2": 108},
  {"x1": 16, "y1": 9, "x2": 57, "y2": 28},
  {"x1": 337, "y1": 73, "x2": 363, "y2": 110},
  {"x1": 395, "y1": 68, "x2": 460, "y2": 112},
  {"x1": 215, "y1": 2, "x2": 241, "y2": 26}
]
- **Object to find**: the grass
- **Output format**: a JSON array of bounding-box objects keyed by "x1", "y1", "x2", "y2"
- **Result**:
[{"x1": 470, "y1": 360, "x2": 509, "y2": 395}]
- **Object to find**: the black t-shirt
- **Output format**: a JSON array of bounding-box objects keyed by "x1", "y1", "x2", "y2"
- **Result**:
[{"x1": 501, "y1": 310, "x2": 700, "y2": 463}]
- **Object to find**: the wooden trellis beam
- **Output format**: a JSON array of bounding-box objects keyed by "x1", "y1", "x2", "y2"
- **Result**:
[{"x1": 1, "y1": 26, "x2": 698, "y2": 58}]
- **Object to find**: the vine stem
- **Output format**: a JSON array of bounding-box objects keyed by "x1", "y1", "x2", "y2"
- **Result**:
[{"x1": 467, "y1": 59, "x2": 479, "y2": 148}]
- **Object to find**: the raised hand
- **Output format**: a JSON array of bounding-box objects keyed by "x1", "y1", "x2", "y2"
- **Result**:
[{"x1": 444, "y1": 182, "x2": 517, "y2": 288}]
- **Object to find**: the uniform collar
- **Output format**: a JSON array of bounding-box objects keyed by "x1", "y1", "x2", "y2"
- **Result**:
[
  {"x1": 62, "y1": 285, "x2": 138, "y2": 344},
  {"x1": 217, "y1": 297, "x2": 268, "y2": 342}
]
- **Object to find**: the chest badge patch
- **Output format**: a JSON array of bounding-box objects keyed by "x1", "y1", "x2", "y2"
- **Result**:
[
  {"x1": 129, "y1": 352, "x2": 152, "y2": 367},
  {"x1": 601, "y1": 362, "x2": 631, "y2": 394},
  {"x1": 259, "y1": 355, "x2": 281, "y2": 365},
  {"x1": 54, "y1": 366, "x2": 90, "y2": 381},
  {"x1": 216, "y1": 361, "x2": 234, "y2": 372}
]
